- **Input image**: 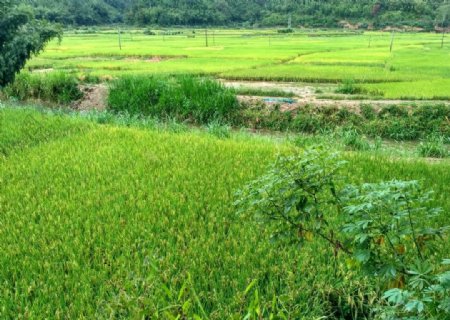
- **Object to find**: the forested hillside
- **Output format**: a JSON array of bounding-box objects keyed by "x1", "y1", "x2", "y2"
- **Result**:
[{"x1": 21, "y1": 0, "x2": 450, "y2": 29}]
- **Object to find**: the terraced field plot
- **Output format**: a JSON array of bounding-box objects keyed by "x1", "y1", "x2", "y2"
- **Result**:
[{"x1": 28, "y1": 29, "x2": 450, "y2": 99}]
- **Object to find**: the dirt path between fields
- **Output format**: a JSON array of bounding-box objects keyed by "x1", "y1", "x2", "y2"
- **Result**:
[
  {"x1": 222, "y1": 80, "x2": 450, "y2": 111},
  {"x1": 71, "y1": 81, "x2": 449, "y2": 113},
  {"x1": 73, "y1": 84, "x2": 108, "y2": 111}
]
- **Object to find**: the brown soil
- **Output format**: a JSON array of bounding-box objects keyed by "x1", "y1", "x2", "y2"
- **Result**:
[
  {"x1": 224, "y1": 80, "x2": 450, "y2": 113},
  {"x1": 224, "y1": 80, "x2": 315, "y2": 98},
  {"x1": 73, "y1": 84, "x2": 108, "y2": 111},
  {"x1": 125, "y1": 57, "x2": 164, "y2": 63},
  {"x1": 32, "y1": 68, "x2": 55, "y2": 73}
]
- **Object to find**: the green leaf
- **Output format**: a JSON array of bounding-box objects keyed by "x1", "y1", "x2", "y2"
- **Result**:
[
  {"x1": 383, "y1": 288, "x2": 409, "y2": 305},
  {"x1": 404, "y1": 300, "x2": 424, "y2": 313},
  {"x1": 354, "y1": 249, "x2": 371, "y2": 263},
  {"x1": 244, "y1": 279, "x2": 257, "y2": 295}
]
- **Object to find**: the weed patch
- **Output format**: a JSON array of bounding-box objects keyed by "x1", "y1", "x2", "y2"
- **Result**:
[
  {"x1": 108, "y1": 75, "x2": 239, "y2": 124},
  {"x1": 3, "y1": 72, "x2": 83, "y2": 104},
  {"x1": 237, "y1": 103, "x2": 450, "y2": 141}
]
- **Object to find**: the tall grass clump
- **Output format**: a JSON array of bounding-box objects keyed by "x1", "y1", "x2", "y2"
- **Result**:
[
  {"x1": 340, "y1": 128, "x2": 371, "y2": 151},
  {"x1": 418, "y1": 134, "x2": 449, "y2": 158},
  {"x1": 108, "y1": 75, "x2": 239, "y2": 124},
  {"x1": 206, "y1": 120, "x2": 231, "y2": 139},
  {"x1": 335, "y1": 79, "x2": 365, "y2": 95},
  {"x1": 3, "y1": 72, "x2": 83, "y2": 104}
]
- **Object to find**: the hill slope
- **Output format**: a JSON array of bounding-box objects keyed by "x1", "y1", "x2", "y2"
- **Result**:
[{"x1": 24, "y1": 0, "x2": 450, "y2": 29}]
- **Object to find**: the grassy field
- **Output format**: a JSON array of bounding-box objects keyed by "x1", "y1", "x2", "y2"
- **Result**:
[
  {"x1": 27, "y1": 29, "x2": 450, "y2": 99},
  {"x1": 0, "y1": 106, "x2": 449, "y2": 318}
]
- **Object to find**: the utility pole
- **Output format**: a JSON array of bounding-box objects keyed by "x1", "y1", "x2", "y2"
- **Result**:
[
  {"x1": 288, "y1": 13, "x2": 292, "y2": 29},
  {"x1": 118, "y1": 27, "x2": 122, "y2": 50},
  {"x1": 442, "y1": 14, "x2": 447, "y2": 49},
  {"x1": 368, "y1": 35, "x2": 372, "y2": 48},
  {"x1": 390, "y1": 32, "x2": 395, "y2": 52},
  {"x1": 205, "y1": 28, "x2": 209, "y2": 47}
]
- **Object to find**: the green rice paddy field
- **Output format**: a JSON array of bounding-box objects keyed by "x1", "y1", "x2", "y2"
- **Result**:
[
  {"x1": 0, "y1": 107, "x2": 449, "y2": 318},
  {"x1": 28, "y1": 29, "x2": 450, "y2": 99},
  {"x1": 2, "y1": 28, "x2": 449, "y2": 319}
]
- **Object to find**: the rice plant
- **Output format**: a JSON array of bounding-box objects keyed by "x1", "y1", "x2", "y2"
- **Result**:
[{"x1": 0, "y1": 107, "x2": 448, "y2": 318}]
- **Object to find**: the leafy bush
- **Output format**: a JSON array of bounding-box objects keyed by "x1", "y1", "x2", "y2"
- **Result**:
[
  {"x1": 381, "y1": 260, "x2": 450, "y2": 318},
  {"x1": 235, "y1": 148, "x2": 350, "y2": 256},
  {"x1": 343, "y1": 181, "x2": 450, "y2": 319},
  {"x1": 236, "y1": 148, "x2": 449, "y2": 319},
  {"x1": 3, "y1": 72, "x2": 83, "y2": 104},
  {"x1": 108, "y1": 75, "x2": 239, "y2": 124},
  {"x1": 0, "y1": 3, "x2": 60, "y2": 87}
]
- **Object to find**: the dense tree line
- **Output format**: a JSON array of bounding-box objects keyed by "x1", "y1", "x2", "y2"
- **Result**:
[{"x1": 21, "y1": 0, "x2": 450, "y2": 29}]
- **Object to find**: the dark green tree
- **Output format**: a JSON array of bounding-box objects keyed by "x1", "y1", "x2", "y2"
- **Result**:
[{"x1": 0, "y1": 0, "x2": 60, "y2": 87}]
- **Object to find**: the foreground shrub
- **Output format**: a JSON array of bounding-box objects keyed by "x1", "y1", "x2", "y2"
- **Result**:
[
  {"x1": 108, "y1": 75, "x2": 239, "y2": 124},
  {"x1": 236, "y1": 148, "x2": 449, "y2": 319},
  {"x1": 3, "y1": 72, "x2": 83, "y2": 104}
]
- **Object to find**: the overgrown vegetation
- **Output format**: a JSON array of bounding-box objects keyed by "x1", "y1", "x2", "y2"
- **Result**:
[
  {"x1": 418, "y1": 134, "x2": 449, "y2": 158},
  {"x1": 336, "y1": 79, "x2": 365, "y2": 95},
  {"x1": 3, "y1": 72, "x2": 83, "y2": 104},
  {"x1": 2, "y1": 74, "x2": 448, "y2": 146},
  {"x1": 108, "y1": 75, "x2": 239, "y2": 124},
  {"x1": 239, "y1": 103, "x2": 450, "y2": 141}
]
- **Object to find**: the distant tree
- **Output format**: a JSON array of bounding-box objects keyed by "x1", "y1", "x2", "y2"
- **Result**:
[
  {"x1": 436, "y1": 3, "x2": 450, "y2": 28},
  {"x1": 0, "y1": 0, "x2": 60, "y2": 87},
  {"x1": 12, "y1": 0, "x2": 450, "y2": 29}
]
